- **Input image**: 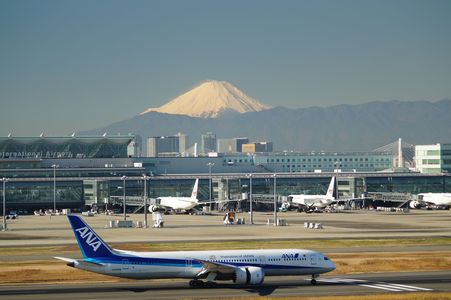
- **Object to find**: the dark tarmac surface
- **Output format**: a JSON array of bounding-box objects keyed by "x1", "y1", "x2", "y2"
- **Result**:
[
  {"x1": 0, "y1": 271, "x2": 449, "y2": 299},
  {"x1": 1, "y1": 211, "x2": 450, "y2": 299}
]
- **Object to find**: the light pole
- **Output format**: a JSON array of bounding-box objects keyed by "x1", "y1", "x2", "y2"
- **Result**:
[
  {"x1": 142, "y1": 174, "x2": 150, "y2": 228},
  {"x1": 2, "y1": 177, "x2": 8, "y2": 231},
  {"x1": 121, "y1": 176, "x2": 127, "y2": 221},
  {"x1": 52, "y1": 164, "x2": 58, "y2": 213},
  {"x1": 207, "y1": 162, "x2": 215, "y2": 209},
  {"x1": 273, "y1": 173, "x2": 277, "y2": 226},
  {"x1": 246, "y1": 174, "x2": 253, "y2": 224}
]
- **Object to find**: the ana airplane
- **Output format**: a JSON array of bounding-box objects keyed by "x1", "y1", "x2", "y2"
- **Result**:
[
  {"x1": 149, "y1": 178, "x2": 199, "y2": 213},
  {"x1": 55, "y1": 215, "x2": 336, "y2": 287},
  {"x1": 288, "y1": 176, "x2": 336, "y2": 212},
  {"x1": 410, "y1": 192, "x2": 451, "y2": 209}
]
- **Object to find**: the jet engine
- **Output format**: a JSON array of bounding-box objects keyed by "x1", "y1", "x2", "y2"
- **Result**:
[
  {"x1": 409, "y1": 200, "x2": 423, "y2": 209},
  {"x1": 233, "y1": 266, "x2": 264, "y2": 285},
  {"x1": 149, "y1": 205, "x2": 160, "y2": 212}
]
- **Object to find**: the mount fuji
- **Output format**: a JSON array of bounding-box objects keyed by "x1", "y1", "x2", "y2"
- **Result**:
[{"x1": 140, "y1": 80, "x2": 271, "y2": 118}]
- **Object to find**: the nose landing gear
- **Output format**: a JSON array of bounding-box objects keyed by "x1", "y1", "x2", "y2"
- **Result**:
[{"x1": 311, "y1": 274, "x2": 319, "y2": 285}]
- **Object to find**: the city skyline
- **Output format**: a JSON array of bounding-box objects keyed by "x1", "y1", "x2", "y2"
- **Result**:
[{"x1": 1, "y1": 0, "x2": 451, "y2": 135}]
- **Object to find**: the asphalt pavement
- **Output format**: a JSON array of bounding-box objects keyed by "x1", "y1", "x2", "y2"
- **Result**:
[{"x1": 0, "y1": 271, "x2": 450, "y2": 299}]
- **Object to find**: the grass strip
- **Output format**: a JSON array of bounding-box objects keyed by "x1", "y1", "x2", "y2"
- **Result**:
[{"x1": 2, "y1": 237, "x2": 450, "y2": 255}]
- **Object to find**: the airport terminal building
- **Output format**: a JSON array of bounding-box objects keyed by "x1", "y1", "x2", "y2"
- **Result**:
[{"x1": 1, "y1": 135, "x2": 450, "y2": 211}]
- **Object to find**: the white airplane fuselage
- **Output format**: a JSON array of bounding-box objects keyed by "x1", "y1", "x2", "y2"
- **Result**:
[
  {"x1": 419, "y1": 193, "x2": 451, "y2": 206},
  {"x1": 157, "y1": 197, "x2": 198, "y2": 211},
  {"x1": 150, "y1": 178, "x2": 199, "y2": 212},
  {"x1": 74, "y1": 248, "x2": 335, "y2": 280},
  {"x1": 290, "y1": 196, "x2": 334, "y2": 209}
]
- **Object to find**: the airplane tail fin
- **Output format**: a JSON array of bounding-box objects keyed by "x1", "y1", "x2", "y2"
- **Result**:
[
  {"x1": 326, "y1": 176, "x2": 336, "y2": 199},
  {"x1": 191, "y1": 178, "x2": 199, "y2": 201},
  {"x1": 67, "y1": 215, "x2": 114, "y2": 259}
]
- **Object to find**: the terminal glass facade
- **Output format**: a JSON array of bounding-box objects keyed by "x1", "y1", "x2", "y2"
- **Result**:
[
  {"x1": 1, "y1": 173, "x2": 450, "y2": 211},
  {"x1": 253, "y1": 152, "x2": 393, "y2": 173},
  {"x1": 1, "y1": 181, "x2": 83, "y2": 210},
  {"x1": 366, "y1": 175, "x2": 449, "y2": 193},
  {"x1": 0, "y1": 136, "x2": 133, "y2": 159}
]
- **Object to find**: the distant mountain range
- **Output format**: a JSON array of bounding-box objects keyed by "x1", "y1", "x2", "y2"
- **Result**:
[
  {"x1": 81, "y1": 79, "x2": 451, "y2": 153},
  {"x1": 82, "y1": 98, "x2": 451, "y2": 153}
]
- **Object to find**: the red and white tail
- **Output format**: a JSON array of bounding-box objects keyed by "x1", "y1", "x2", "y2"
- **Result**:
[
  {"x1": 326, "y1": 176, "x2": 335, "y2": 199},
  {"x1": 191, "y1": 179, "x2": 199, "y2": 200}
]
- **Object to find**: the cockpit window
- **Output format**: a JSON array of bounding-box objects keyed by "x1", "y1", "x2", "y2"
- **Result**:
[{"x1": 324, "y1": 256, "x2": 329, "y2": 260}]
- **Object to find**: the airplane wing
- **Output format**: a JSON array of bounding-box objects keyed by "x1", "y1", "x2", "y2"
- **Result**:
[{"x1": 194, "y1": 259, "x2": 237, "y2": 277}]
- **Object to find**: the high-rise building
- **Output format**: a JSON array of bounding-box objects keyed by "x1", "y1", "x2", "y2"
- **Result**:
[
  {"x1": 415, "y1": 143, "x2": 451, "y2": 174},
  {"x1": 177, "y1": 133, "x2": 189, "y2": 155},
  {"x1": 201, "y1": 132, "x2": 217, "y2": 154},
  {"x1": 242, "y1": 141, "x2": 273, "y2": 153},
  {"x1": 217, "y1": 137, "x2": 249, "y2": 153},
  {"x1": 235, "y1": 138, "x2": 249, "y2": 153},
  {"x1": 147, "y1": 133, "x2": 189, "y2": 157}
]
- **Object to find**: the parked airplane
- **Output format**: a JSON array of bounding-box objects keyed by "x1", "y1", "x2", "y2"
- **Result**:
[
  {"x1": 288, "y1": 176, "x2": 336, "y2": 212},
  {"x1": 149, "y1": 179, "x2": 199, "y2": 213},
  {"x1": 55, "y1": 215, "x2": 336, "y2": 287},
  {"x1": 410, "y1": 193, "x2": 451, "y2": 209}
]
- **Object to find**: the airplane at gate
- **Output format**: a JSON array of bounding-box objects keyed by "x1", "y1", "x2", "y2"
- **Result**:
[
  {"x1": 55, "y1": 215, "x2": 336, "y2": 287},
  {"x1": 288, "y1": 176, "x2": 336, "y2": 211},
  {"x1": 410, "y1": 192, "x2": 451, "y2": 209},
  {"x1": 149, "y1": 178, "x2": 199, "y2": 212}
]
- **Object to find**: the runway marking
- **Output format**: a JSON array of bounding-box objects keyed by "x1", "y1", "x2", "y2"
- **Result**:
[
  {"x1": 373, "y1": 283, "x2": 420, "y2": 292},
  {"x1": 314, "y1": 278, "x2": 433, "y2": 292},
  {"x1": 360, "y1": 284, "x2": 402, "y2": 292},
  {"x1": 387, "y1": 283, "x2": 432, "y2": 291},
  {"x1": 314, "y1": 278, "x2": 366, "y2": 283}
]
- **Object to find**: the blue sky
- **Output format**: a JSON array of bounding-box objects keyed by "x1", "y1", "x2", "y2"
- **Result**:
[{"x1": 1, "y1": 0, "x2": 450, "y2": 135}]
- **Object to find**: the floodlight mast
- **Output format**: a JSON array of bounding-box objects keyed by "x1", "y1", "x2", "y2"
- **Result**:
[
  {"x1": 2, "y1": 177, "x2": 8, "y2": 231},
  {"x1": 121, "y1": 176, "x2": 127, "y2": 221}
]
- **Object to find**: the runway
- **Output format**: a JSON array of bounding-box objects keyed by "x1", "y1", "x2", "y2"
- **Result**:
[{"x1": 1, "y1": 271, "x2": 450, "y2": 299}]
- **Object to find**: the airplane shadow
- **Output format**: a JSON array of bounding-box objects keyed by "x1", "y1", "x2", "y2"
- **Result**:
[
  {"x1": 116, "y1": 284, "x2": 286, "y2": 296},
  {"x1": 0, "y1": 281, "x2": 345, "y2": 297},
  {"x1": 115, "y1": 280, "x2": 340, "y2": 296}
]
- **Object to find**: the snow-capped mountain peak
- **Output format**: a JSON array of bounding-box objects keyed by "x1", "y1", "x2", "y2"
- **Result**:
[{"x1": 140, "y1": 80, "x2": 271, "y2": 118}]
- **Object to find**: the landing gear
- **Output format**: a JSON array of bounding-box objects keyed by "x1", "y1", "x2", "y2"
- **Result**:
[
  {"x1": 188, "y1": 280, "x2": 217, "y2": 288},
  {"x1": 205, "y1": 281, "x2": 217, "y2": 288},
  {"x1": 311, "y1": 274, "x2": 319, "y2": 285}
]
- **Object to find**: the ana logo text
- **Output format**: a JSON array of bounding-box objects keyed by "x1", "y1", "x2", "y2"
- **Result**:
[
  {"x1": 75, "y1": 226, "x2": 102, "y2": 252},
  {"x1": 282, "y1": 253, "x2": 299, "y2": 259}
]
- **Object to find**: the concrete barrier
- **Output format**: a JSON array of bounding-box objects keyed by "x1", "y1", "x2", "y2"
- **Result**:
[
  {"x1": 277, "y1": 219, "x2": 288, "y2": 226},
  {"x1": 117, "y1": 220, "x2": 134, "y2": 228},
  {"x1": 304, "y1": 222, "x2": 324, "y2": 229},
  {"x1": 376, "y1": 207, "x2": 410, "y2": 213},
  {"x1": 267, "y1": 218, "x2": 288, "y2": 226}
]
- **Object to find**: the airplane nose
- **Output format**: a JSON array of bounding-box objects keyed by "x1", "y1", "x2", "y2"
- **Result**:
[{"x1": 329, "y1": 261, "x2": 336, "y2": 271}]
